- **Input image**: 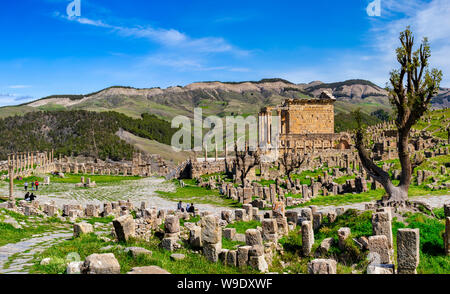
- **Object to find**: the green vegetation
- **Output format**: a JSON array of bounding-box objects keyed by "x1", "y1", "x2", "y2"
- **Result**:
[
  {"x1": 0, "y1": 110, "x2": 177, "y2": 160},
  {"x1": 393, "y1": 213, "x2": 449, "y2": 274},
  {"x1": 29, "y1": 233, "x2": 258, "y2": 274},
  {"x1": 226, "y1": 220, "x2": 261, "y2": 234},
  {"x1": 10, "y1": 174, "x2": 142, "y2": 186},
  {"x1": 156, "y1": 179, "x2": 241, "y2": 207},
  {"x1": 0, "y1": 209, "x2": 68, "y2": 247},
  {"x1": 335, "y1": 111, "x2": 381, "y2": 132}
]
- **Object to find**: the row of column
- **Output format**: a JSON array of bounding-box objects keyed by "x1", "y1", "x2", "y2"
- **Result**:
[{"x1": 7, "y1": 150, "x2": 54, "y2": 174}]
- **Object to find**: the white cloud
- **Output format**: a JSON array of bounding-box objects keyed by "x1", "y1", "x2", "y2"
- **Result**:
[
  {"x1": 0, "y1": 93, "x2": 34, "y2": 105},
  {"x1": 8, "y1": 85, "x2": 31, "y2": 89},
  {"x1": 55, "y1": 13, "x2": 249, "y2": 56},
  {"x1": 368, "y1": 0, "x2": 450, "y2": 85}
]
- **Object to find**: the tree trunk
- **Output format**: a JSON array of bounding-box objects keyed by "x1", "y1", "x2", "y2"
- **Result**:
[{"x1": 382, "y1": 180, "x2": 409, "y2": 202}]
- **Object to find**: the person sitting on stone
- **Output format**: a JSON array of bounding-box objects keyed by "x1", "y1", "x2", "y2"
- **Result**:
[
  {"x1": 24, "y1": 192, "x2": 30, "y2": 201},
  {"x1": 29, "y1": 193, "x2": 36, "y2": 202},
  {"x1": 186, "y1": 203, "x2": 191, "y2": 212},
  {"x1": 188, "y1": 203, "x2": 195, "y2": 213}
]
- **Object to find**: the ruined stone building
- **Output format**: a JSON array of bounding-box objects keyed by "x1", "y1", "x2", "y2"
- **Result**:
[{"x1": 258, "y1": 91, "x2": 351, "y2": 152}]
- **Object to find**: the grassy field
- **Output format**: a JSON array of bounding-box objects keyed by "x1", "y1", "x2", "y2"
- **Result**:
[
  {"x1": 270, "y1": 209, "x2": 450, "y2": 274},
  {"x1": 28, "y1": 233, "x2": 258, "y2": 274},
  {"x1": 156, "y1": 179, "x2": 241, "y2": 207},
  {"x1": 0, "y1": 208, "x2": 69, "y2": 247}
]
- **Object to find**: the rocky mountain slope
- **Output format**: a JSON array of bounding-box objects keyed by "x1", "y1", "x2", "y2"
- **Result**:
[{"x1": 1, "y1": 79, "x2": 395, "y2": 121}]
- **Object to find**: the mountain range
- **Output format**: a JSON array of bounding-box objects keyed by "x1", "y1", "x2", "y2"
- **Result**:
[{"x1": 1, "y1": 78, "x2": 447, "y2": 163}]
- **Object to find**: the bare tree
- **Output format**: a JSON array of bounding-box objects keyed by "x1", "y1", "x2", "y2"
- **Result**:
[
  {"x1": 279, "y1": 146, "x2": 307, "y2": 187},
  {"x1": 355, "y1": 27, "x2": 442, "y2": 202},
  {"x1": 234, "y1": 141, "x2": 261, "y2": 187}
]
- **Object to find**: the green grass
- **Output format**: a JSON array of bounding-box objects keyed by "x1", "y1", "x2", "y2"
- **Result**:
[
  {"x1": 222, "y1": 238, "x2": 246, "y2": 250},
  {"x1": 180, "y1": 216, "x2": 201, "y2": 227},
  {"x1": 10, "y1": 174, "x2": 142, "y2": 186},
  {"x1": 226, "y1": 220, "x2": 261, "y2": 234},
  {"x1": 393, "y1": 212, "x2": 449, "y2": 274},
  {"x1": 82, "y1": 216, "x2": 114, "y2": 225},
  {"x1": 156, "y1": 180, "x2": 241, "y2": 207},
  {"x1": 29, "y1": 233, "x2": 258, "y2": 274},
  {"x1": 0, "y1": 209, "x2": 68, "y2": 247}
]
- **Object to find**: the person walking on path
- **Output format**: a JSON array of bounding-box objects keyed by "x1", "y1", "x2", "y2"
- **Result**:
[
  {"x1": 24, "y1": 181, "x2": 28, "y2": 191},
  {"x1": 35, "y1": 181, "x2": 39, "y2": 191},
  {"x1": 31, "y1": 181, "x2": 35, "y2": 191}
]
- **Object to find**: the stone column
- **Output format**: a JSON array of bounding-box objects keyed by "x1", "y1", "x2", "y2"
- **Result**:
[
  {"x1": 397, "y1": 228, "x2": 420, "y2": 274},
  {"x1": 301, "y1": 221, "x2": 314, "y2": 256},
  {"x1": 201, "y1": 215, "x2": 222, "y2": 262},
  {"x1": 8, "y1": 165, "x2": 14, "y2": 201},
  {"x1": 372, "y1": 211, "x2": 393, "y2": 249}
]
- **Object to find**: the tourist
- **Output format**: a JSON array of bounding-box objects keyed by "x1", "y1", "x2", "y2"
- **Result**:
[
  {"x1": 35, "y1": 181, "x2": 39, "y2": 191},
  {"x1": 31, "y1": 181, "x2": 35, "y2": 191},
  {"x1": 24, "y1": 192, "x2": 30, "y2": 201},
  {"x1": 24, "y1": 181, "x2": 28, "y2": 191},
  {"x1": 188, "y1": 203, "x2": 195, "y2": 214},
  {"x1": 186, "y1": 203, "x2": 191, "y2": 212},
  {"x1": 177, "y1": 201, "x2": 184, "y2": 212}
]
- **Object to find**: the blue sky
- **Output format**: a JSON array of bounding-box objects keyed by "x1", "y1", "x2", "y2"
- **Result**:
[{"x1": 1, "y1": 0, "x2": 449, "y2": 106}]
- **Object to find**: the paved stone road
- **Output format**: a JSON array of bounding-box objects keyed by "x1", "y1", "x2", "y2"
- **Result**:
[{"x1": 0, "y1": 231, "x2": 72, "y2": 274}]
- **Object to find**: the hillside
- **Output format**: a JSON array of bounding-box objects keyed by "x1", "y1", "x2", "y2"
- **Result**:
[
  {"x1": 0, "y1": 79, "x2": 394, "y2": 121},
  {"x1": 0, "y1": 110, "x2": 177, "y2": 161}
]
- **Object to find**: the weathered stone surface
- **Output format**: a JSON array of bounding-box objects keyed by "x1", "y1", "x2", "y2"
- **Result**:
[
  {"x1": 189, "y1": 226, "x2": 202, "y2": 248},
  {"x1": 397, "y1": 228, "x2": 420, "y2": 274},
  {"x1": 237, "y1": 246, "x2": 251, "y2": 267},
  {"x1": 337, "y1": 227, "x2": 351, "y2": 250},
  {"x1": 201, "y1": 215, "x2": 221, "y2": 244},
  {"x1": 170, "y1": 253, "x2": 186, "y2": 261},
  {"x1": 164, "y1": 215, "x2": 180, "y2": 233},
  {"x1": 245, "y1": 229, "x2": 263, "y2": 246},
  {"x1": 226, "y1": 250, "x2": 237, "y2": 267},
  {"x1": 40, "y1": 257, "x2": 51, "y2": 265},
  {"x1": 276, "y1": 216, "x2": 289, "y2": 236},
  {"x1": 317, "y1": 238, "x2": 334, "y2": 255},
  {"x1": 221, "y1": 210, "x2": 233, "y2": 223},
  {"x1": 223, "y1": 228, "x2": 236, "y2": 240},
  {"x1": 249, "y1": 255, "x2": 268, "y2": 272},
  {"x1": 127, "y1": 266, "x2": 170, "y2": 274},
  {"x1": 261, "y1": 219, "x2": 278, "y2": 241},
  {"x1": 73, "y1": 223, "x2": 94, "y2": 238},
  {"x1": 367, "y1": 264, "x2": 394, "y2": 274},
  {"x1": 66, "y1": 261, "x2": 83, "y2": 274},
  {"x1": 372, "y1": 212, "x2": 393, "y2": 249},
  {"x1": 203, "y1": 242, "x2": 222, "y2": 263},
  {"x1": 301, "y1": 208, "x2": 312, "y2": 221},
  {"x1": 307, "y1": 259, "x2": 337, "y2": 274},
  {"x1": 81, "y1": 253, "x2": 120, "y2": 274},
  {"x1": 368, "y1": 235, "x2": 392, "y2": 264},
  {"x1": 112, "y1": 214, "x2": 135, "y2": 242},
  {"x1": 234, "y1": 209, "x2": 246, "y2": 221},
  {"x1": 125, "y1": 247, "x2": 152, "y2": 258},
  {"x1": 161, "y1": 237, "x2": 178, "y2": 252}
]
